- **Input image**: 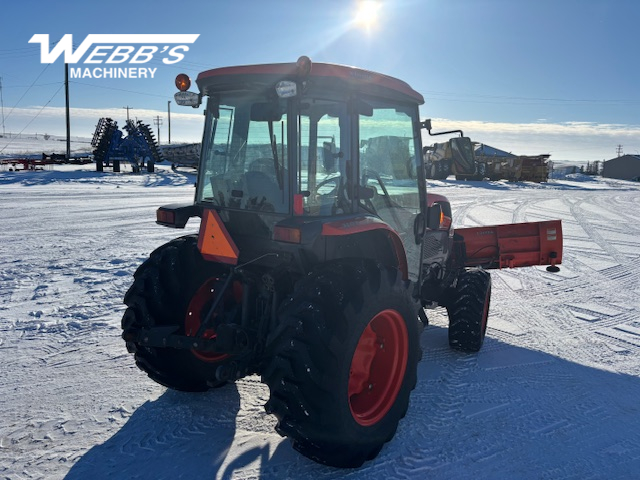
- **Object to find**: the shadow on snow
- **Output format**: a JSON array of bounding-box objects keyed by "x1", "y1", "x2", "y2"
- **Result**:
[
  {"x1": 0, "y1": 167, "x2": 196, "y2": 187},
  {"x1": 66, "y1": 325, "x2": 640, "y2": 479}
]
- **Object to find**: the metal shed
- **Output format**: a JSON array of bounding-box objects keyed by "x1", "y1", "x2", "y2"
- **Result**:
[{"x1": 602, "y1": 155, "x2": 640, "y2": 180}]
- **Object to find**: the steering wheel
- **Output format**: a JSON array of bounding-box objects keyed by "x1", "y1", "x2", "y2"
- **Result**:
[
  {"x1": 312, "y1": 174, "x2": 352, "y2": 214},
  {"x1": 314, "y1": 174, "x2": 341, "y2": 195}
]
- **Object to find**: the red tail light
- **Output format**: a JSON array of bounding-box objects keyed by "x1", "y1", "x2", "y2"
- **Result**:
[{"x1": 273, "y1": 226, "x2": 301, "y2": 244}]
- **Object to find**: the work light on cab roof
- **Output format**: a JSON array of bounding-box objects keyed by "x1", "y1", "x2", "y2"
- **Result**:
[
  {"x1": 275, "y1": 80, "x2": 297, "y2": 98},
  {"x1": 274, "y1": 56, "x2": 312, "y2": 98}
]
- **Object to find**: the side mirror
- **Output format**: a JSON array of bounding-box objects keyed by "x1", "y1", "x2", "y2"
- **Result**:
[
  {"x1": 422, "y1": 118, "x2": 432, "y2": 131},
  {"x1": 358, "y1": 185, "x2": 375, "y2": 200},
  {"x1": 427, "y1": 204, "x2": 443, "y2": 230}
]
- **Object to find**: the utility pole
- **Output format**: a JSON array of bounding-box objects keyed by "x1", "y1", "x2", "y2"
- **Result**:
[
  {"x1": 123, "y1": 106, "x2": 131, "y2": 122},
  {"x1": 616, "y1": 145, "x2": 623, "y2": 157},
  {"x1": 167, "y1": 101, "x2": 171, "y2": 144},
  {"x1": 65, "y1": 64, "x2": 70, "y2": 160},
  {"x1": 153, "y1": 115, "x2": 163, "y2": 145},
  {"x1": 0, "y1": 76, "x2": 5, "y2": 137}
]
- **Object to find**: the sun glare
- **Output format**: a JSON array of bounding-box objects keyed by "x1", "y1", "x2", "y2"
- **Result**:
[{"x1": 354, "y1": 1, "x2": 381, "y2": 31}]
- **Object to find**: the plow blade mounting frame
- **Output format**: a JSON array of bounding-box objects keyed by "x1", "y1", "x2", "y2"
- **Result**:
[{"x1": 456, "y1": 220, "x2": 562, "y2": 270}]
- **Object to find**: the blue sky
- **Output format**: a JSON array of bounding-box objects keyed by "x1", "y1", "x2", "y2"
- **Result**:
[{"x1": 0, "y1": 0, "x2": 638, "y2": 161}]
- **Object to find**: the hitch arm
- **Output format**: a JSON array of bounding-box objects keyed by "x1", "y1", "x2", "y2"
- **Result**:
[
  {"x1": 125, "y1": 324, "x2": 250, "y2": 354},
  {"x1": 195, "y1": 272, "x2": 235, "y2": 338}
]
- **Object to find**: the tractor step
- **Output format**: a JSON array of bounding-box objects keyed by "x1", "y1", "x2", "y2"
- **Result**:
[{"x1": 456, "y1": 220, "x2": 562, "y2": 270}]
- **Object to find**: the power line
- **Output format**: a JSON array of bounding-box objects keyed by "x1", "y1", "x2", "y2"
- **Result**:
[
  {"x1": 3, "y1": 63, "x2": 52, "y2": 122},
  {"x1": 422, "y1": 96, "x2": 640, "y2": 108},
  {"x1": 1, "y1": 82, "x2": 62, "y2": 89},
  {"x1": 419, "y1": 89, "x2": 640, "y2": 106},
  {"x1": 0, "y1": 83, "x2": 64, "y2": 154},
  {"x1": 69, "y1": 80, "x2": 169, "y2": 98},
  {"x1": 0, "y1": 45, "x2": 40, "y2": 53},
  {"x1": 0, "y1": 51, "x2": 41, "y2": 59}
]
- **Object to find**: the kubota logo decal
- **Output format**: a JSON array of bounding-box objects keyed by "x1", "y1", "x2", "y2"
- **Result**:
[{"x1": 29, "y1": 34, "x2": 200, "y2": 79}]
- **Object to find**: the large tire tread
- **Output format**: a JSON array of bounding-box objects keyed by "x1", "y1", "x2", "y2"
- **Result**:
[
  {"x1": 122, "y1": 235, "x2": 232, "y2": 392},
  {"x1": 262, "y1": 260, "x2": 420, "y2": 468},
  {"x1": 447, "y1": 268, "x2": 491, "y2": 353}
]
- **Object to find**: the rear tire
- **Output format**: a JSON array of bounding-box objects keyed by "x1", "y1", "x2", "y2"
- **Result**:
[
  {"x1": 121, "y1": 235, "x2": 236, "y2": 391},
  {"x1": 262, "y1": 260, "x2": 421, "y2": 468},
  {"x1": 447, "y1": 268, "x2": 491, "y2": 352}
]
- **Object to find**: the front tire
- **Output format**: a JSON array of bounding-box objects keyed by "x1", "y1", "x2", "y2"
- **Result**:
[
  {"x1": 262, "y1": 260, "x2": 421, "y2": 468},
  {"x1": 121, "y1": 235, "x2": 237, "y2": 391},
  {"x1": 447, "y1": 268, "x2": 491, "y2": 352}
]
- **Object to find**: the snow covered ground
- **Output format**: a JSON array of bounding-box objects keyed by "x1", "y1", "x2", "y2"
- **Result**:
[
  {"x1": 1, "y1": 164, "x2": 639, "y2": 479},
  {"x1": 0, "y1": 135, "x2": 92, "y2": 159}
]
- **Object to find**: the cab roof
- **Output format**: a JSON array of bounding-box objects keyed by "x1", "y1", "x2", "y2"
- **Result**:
[{"x1": 196, "y1": 61, "x2": 424, "y2": 105}]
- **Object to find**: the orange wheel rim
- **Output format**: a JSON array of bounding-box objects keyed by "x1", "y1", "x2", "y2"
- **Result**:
[
  {"x1": 184, "y1": 277, "x2": 237, "y2": 362},
  {"x1": 348, "y1": 309, "x2": 408, "y2": 426}
]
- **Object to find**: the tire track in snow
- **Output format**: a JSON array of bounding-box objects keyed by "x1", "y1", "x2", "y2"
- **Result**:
[
  {"x1": 564, "y1": 198, "x2": 622, "y2": 260},
  {"x1": 3, "y1": 171, "x2": 640, "y2": 479}
]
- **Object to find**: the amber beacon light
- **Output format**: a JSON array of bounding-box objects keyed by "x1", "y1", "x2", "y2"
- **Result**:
[{"x1": 175, "y1": 73, "x2": 191, "y2": 92}]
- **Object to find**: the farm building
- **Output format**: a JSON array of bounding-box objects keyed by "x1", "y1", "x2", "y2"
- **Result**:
[
  {"x1": 474, "y1": 144, "x2": 515, "y2": 158},
  {"x1": 602, "y1": 155, "x2": 640, "y2": 180}
]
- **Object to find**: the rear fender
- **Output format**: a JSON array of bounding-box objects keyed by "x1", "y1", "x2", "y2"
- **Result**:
[{"x1": 321, "y1": 216, "x2": 408, "y2": 280}]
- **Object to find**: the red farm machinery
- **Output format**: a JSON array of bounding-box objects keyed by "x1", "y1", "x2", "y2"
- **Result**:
[{"x1": 121, "y1": 57, "x2": 562, "y2": 468}]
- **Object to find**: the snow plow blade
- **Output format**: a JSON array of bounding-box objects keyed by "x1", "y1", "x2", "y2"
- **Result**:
[{"x1": 456, "y1": 220, "x2": 562, "y2": 270}]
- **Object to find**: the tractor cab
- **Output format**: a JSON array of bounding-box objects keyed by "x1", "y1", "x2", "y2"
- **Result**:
[{"x1": 171, "y1": 57, "x2": 427, "y2": 280}]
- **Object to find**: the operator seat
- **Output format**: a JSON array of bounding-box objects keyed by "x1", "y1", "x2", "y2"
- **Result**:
[{"x1": 245, "y1": 158, "x2": 287, "y2": 212}]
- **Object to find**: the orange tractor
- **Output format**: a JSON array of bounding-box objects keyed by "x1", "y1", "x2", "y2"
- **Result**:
[{"x1": 121, "y1": 57, "x2": 562, "y2": 467}]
